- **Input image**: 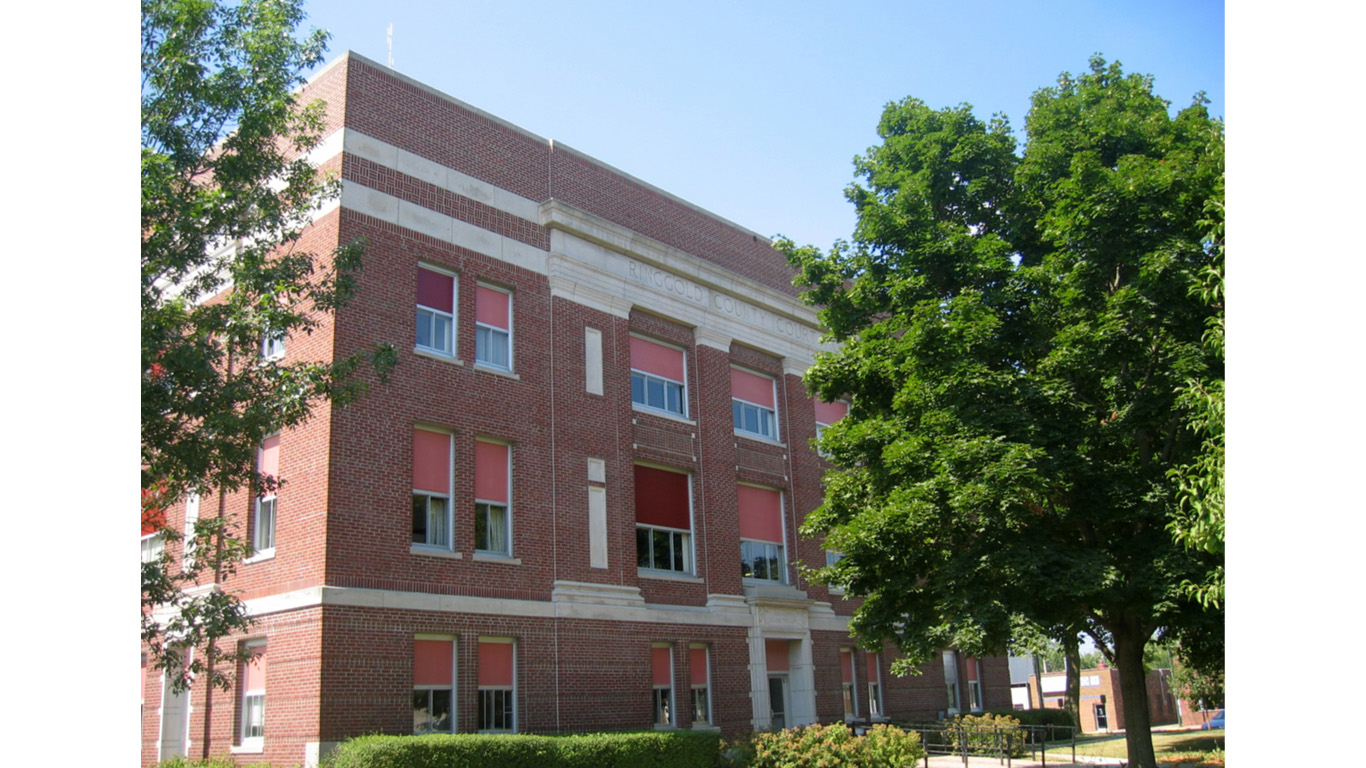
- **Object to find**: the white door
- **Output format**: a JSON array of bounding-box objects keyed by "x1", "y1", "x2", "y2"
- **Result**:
[{"x1": 158, "y1": 650, "x2": 191, "y2": 760}]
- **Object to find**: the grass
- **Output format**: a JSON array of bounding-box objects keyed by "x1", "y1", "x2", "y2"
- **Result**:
[{"x1": 1043, "y1": 729, "x2": 1224, "y2": 765}]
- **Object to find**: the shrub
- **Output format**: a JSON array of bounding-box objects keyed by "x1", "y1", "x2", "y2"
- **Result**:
[
  {"x1": 328, "y1": 730, "x2": 720, "y2": 768},
  {"x1": 939, "y1": 713, "x2": 1027, "y2": 758},
  {"x1": 156, "y1": 759, "x2": 244, "y2": 768},
  {"x1": 745, "y1": 723, "x2": 922, "y2": 768}
]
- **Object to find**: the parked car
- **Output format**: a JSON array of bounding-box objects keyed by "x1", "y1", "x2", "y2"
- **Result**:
[{"x1": 1202, "y1": 709, "x2": 1225, "y2": 730}]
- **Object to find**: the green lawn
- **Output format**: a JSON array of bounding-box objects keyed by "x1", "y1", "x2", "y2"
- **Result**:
[{"x1": 1044, "y1": 729, "x2": 1225, "y2": 762}]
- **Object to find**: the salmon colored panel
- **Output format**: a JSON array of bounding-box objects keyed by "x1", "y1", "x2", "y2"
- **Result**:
[
  {"x1": 412, "y1": 430, "x2": 450, "y2": 493},
  {"x1": 766, "y1": 639, "x2": 789, "y2": 672},
  {"x1": 966, "y1": 656, "x2": 978, "y2": 682},
  {"x1": 652, "y1": 647, "x2": 672, "y2": 686},
  {"x1": 476, "y1": 285, "x2": 510, "y2": 329},
  {"x1": 479, "y1": 642, "x2": 514, "y2": 687},
  {"x1": 865, "y1": 652, "x2": 879, "y2": 684},
  {"x1": 814, "y1": 400, "x2": 848, "y2": 425},
  {"x1": 634, "y1": 465, "x2": 690, "y2": 530},
  {"x1": 730, "y1": 368, "x2": 775, "y2": 408},
  {"x1": 690, "y1": 648, "x2": 708, "y2": 686},
  {"x1": 260, "y1": 435, "x2": 280, "y2": 480},
  {"x1": 242, "y1": 645, "x2": 267, "y2": 692},
  {"x1": 631, "y1": 337, "x2": 685, "y2": 382},
  {"x1": 475, "y1": 441, "x2": 509, "y2": 503},
  {"x1": 737, "y1": 485, "x2": 783, "y2": 543},
  {"x1": 413, "y1": 639, "x2": 453, "y2": 686},
  {"x1": 840, "y1": 649, "x2": 853, "y2": 684},
  {"x1": 417, "y1": 268, "x2": 454, "y2": 313}
]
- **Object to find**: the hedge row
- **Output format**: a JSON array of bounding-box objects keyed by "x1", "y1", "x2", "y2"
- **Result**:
[{"x1": 328, "y1": 730, "x2": 722, "y2": 768}]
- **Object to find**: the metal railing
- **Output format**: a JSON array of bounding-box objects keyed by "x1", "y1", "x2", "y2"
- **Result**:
[{"x1": 900, "y1": 722, "x2": 1078, "y2": 767}]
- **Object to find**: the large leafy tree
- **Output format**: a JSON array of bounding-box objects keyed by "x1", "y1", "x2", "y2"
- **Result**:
[
  {"x1": 779, "y1": 57, "x2": 1223, "y2": 768},
  {"x1": 141, "y1": 0, "x2": 393, "y2": 707}
]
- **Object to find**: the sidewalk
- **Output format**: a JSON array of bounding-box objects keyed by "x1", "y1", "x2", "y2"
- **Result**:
[{"x1": 923, "y1": 755, "x2": 1127, "y2": 767}]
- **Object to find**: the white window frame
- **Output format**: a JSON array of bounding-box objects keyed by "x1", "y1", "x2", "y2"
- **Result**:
[
  {"x1": 637, "y1": 524, "x2": 693, "y2": 574},
  {"x1": 968, "y1": 657, "x2": 984, "y2": 712},
  {"x1": 474, "y1": 440, "x2": 512, "y2": 556},
  {"x1": 652, "y1": 643, "x2": 675, "y2": 729},
  {"x1": 740, "y1": 539, "x2": 786, "y2": 583},
  {"x1": 477, "y1": 638, "x2": 516, "y2": 733},
  {"x1": 731, "y1": 367, "x2": 779, "y2": 441},
  {"x1": 475, "y1": 283, "x2": 513, "y2": 371},
  {"x1": 840, "y1": 648, "x2": 858, "y2": 721},
  {"x1": 867, "y1": 652, "x2": 884, "y2": 719},
  {"x1": 944, "y1": 650, "x2": 961, "y2": 715},
  {"x1": 689, "y1": 643, "x2": 711, "y2": 728},
  {"x1": 416, "y1": 264, "x2": 457, "y2": 358},
  {"x1": 825, "y1": 549, "x2": 845, "y2": 595},
  {"x1": 412, "y1": 430, "x2": 454, "y2": 550},
  {"x1": 413, "y1": 635, "x2": 457, "y2": 734},
  {"x1": 260, "y1": 329, "x2": 286, "y2": 361},
  {"x1": 182, "y1": 492, "x2": 200, "y2": 570},
  {"x1": 630, "y1": 337, "x2": 688, "y2": 418},
  {"x1": 253, "y1": 495, "x2": 276, "y2": 555},
  {"x1": 140, "y1": 531, "x2": 165, "y2": 564},
  {"x1": 239, "y1": 641, "x2": 266, "y2": 749}
]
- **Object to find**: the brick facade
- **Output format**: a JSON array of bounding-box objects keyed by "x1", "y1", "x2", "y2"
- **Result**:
[
  {"x1": 140, "y1": 52, "x2": 1012, "y2": 766},
  {"x1": 1030, "y1": 666, "x2": 1180, "y2": 733}
]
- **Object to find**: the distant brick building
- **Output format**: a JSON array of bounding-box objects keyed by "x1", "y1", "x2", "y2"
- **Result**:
[
  {"x1": 140, "y1": 51, "x2": 1012, "y2": 767},
  {"x1": 1030, "y1": 665, "x2": 1180, "y2": 733}
]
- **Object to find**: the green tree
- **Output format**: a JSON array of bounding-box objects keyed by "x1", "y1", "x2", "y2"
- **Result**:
[
  {"x1": 141, "y1": 0, "x2": 394, "y2": 723},
  {"x1": 779, "y1": 57, "x2": 1223, "y2": 768}
]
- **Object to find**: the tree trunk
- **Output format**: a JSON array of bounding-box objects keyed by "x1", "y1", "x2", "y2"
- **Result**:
[
  {"x1": 1115, "y1": 626, "x2": 1157, "y2": 768},
  {"x1": 1064, "y1": 635, "x2": 1081, "y2": 730}
]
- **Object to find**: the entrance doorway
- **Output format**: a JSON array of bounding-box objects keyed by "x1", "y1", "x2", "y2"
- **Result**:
[{"x1": 768, "y1": 675, "x2": 789, "y2": 730}]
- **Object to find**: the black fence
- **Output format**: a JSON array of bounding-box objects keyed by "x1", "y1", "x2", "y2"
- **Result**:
[{"x1": 898, "y1": 722, "x2": 1079, "y2": 767}]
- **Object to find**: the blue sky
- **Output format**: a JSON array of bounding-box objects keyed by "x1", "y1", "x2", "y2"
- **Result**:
[{"x1": 300, "y1": 0, "x2": 1224, "y2": 250}]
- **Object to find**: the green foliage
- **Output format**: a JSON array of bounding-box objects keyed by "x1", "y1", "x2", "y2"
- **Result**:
[
  {"x1": 328, "y1": 731, "x2": 722, "y2": 768},
  {"x1": 779, "y1": 56, "x2": 1223, "y2": 768},
  {"x1": 983, "y1": 707, "x2": 1075, "y2": 730},
  {"x1": 142, "y1": 0, "x2": 396, "y2": 693},
  {"x1": 743, "y1": 723, "x2": 922, "y2": 768},
  {"x1": 1171, "y1": 659, "x2": 1224, "y2": 710},
  {"x1": 937, "y1": 714, "x2": 1027, "y2": 757}
]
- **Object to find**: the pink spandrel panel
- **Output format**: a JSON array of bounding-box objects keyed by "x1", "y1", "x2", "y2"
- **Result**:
[
  {"x1": 475, "y1": 441, "x2": 510, "y2": 503},
  {"x1": 737, "y1": 485, "x2": 783, "y2": 543},
  {"x1": 242, "y1": 645, "x2": 267, "y2": 691},
  {"x1": 652, "y1": 647, "x2": 672, "y2": 686},
  {"x1": 814, "y1": 399, "x2": 848, "y2": 425},
  {"x1": 413, "y1": 639, "x2": 453, "y2": 686},
  {"x1": 730, "y1": 368, "x2": 775, "y2": 408},
  {"x1": 412, "y1": 429, "x2": 450, "y2": 494},
  {"x1": 840, "y1": 649, "x2": 853, "y2": 684},
  {"x1": 259, "y1": 435, "x2": 281, "y2": 481},
  {"x1": 633, "y1": 465, "x2": 690, "y2": 530},
  {"x1": 690, "y1": 648, "x2": 708, "y2": 686},
  {"x1": 479, "y1": 642, "x2": 514, "y2": 687},
  {"x1": 766, "y1": 639, "x2": 789, "y2": 672},
  {"x1": 630, "y1": 336, "x2": 685, "y2": 382},
  {"x1": 417, "y1": 268, "x2": 454, "y2": 313},
  {"x1": 476, "y1": 285, "x2": 510, "y2": 330}
]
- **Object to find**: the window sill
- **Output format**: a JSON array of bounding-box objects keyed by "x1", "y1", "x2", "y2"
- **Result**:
[
  {"x1": 653, "y1": 723, "x2": 677, "y2": 731},
  {"x1": 632, "y1": 406, "x2": 695, "y2": 426},
  {"x1": 474, "y1": 363, "x2": 520, "y2": 380},
  {"x1": 638, "y1": 570, "x2": 703, "y2": 584},
  {"x1": 473, "y1": 552, "x2": 521, "y2": 565},
  {"x1": 414, "y1": 346, "x2": 463, "y2": 365},
  {"x1": 411, "y1": 546, "x2": 463, "y2": 559},
  {"x1": 243, "y1": 549, "x2": 275, "y2": 564},
  {"x1": 734, "y1": 432, "x2": 785, "y2": 448},
  {"x1": 231, "y1": 742, "x2": 264, "y2": 755}
]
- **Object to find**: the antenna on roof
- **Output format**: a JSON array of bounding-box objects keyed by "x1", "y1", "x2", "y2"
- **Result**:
[{"x1": 387, "y1": 23, "x2": 394, "y2": 68}]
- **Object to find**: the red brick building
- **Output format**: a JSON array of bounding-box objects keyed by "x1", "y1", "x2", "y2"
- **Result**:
[
  {"x1": 1030, "y1": 665, "x2": 1180, "y2": 733},
  {"x1": 140, "y1": 52, "x2": 1011, "y2": 766}
]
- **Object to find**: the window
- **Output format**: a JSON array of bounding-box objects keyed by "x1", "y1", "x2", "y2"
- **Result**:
[
  {"x1": 814, "y1": 400, "x2": 847, "y2": 457},
  {"x1": 738, "y1": 485, "x2": 785, "y2": 583},
  {"x1": 413, "y1": 638, "x2": 455, "y2": 733},
  {"x1": 635, "y1": 466, "x2": 693, "y2": 574},
  {"x1": 475, "y1": 441, "x2": 511, "y2": 555},
  {"x1": 141, "y1": 532, "x2": 164, "y2": 564},
  {"x1": 475, "y1": 284, "x2": 512, "y2": 370},
  {"x1": 731, "y1": 368, "x2": 778, "y2": 440},
  {"x1": 967, "y1": 656, "x2": 983, "y2": 711},
  {"x1": 260, "y1": 329, "x2": 285, "y2": 360},
  {"x1": 866, "y1": 652, "x2": 883, "y2": 718},
  {"x1": 254, "y1": 435, "x2": 279, "y2": 554},
  {"x1": 766, "y1": 639, "x2": 790, "y2": 730},
  {"x1": 943, "y1": 650, "x2": 961, "y2": 714},
  {"x1": 689, "y1": 645, "x2": 711, "y2": 726},
  {"x1": 840, "y1": 648, "x2": 857, "y2": 720},
  {"x1": 239, "y1": 642, "x2": 266, "y2": 747},
  {"x1": 478, "y1": 639, "x2": 515, "y2": 732},
  {"x1": 416, "y1": 266, "x2": 456, "y2": 356},
  {"x1": 825, "y1": 549, "x2": 846, "y2": 594},
  {"x1": 183, "y1": 492, "x2": 200, "y2": 568},
  {"x1": 412, "y1": 429, "x2": 453, "y2": 549},
  {"x1": 652, "y1": 645, "x2": 674, "y2": 727},
  {"x1": 630, "y1": 336, "x2": 687, "y2": 417}
]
